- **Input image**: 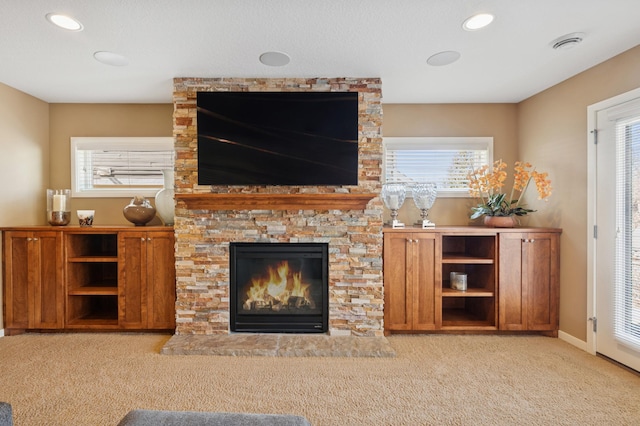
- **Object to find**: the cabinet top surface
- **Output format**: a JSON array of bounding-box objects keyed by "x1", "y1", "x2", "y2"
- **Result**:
[
  {"x1": 1, "y1": 225, "x2": 174, "y2": 232},
  {"x1": 383, "y1": 225, "x2": 562, "y2": 234}
]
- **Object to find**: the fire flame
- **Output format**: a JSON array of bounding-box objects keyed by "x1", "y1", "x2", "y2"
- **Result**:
[{"x1": 243, "y1": 261, "x2": 315, "y2": 311}]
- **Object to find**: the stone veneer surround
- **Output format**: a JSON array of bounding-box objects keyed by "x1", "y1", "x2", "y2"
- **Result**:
[{"x1": 172, "y1": 77, "x2": 383, "y2": 336}]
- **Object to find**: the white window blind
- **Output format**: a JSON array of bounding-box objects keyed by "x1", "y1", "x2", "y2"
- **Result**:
[
  {"x1": 71, "y1": 137, "x2": 174, "y2": 198},
  {"x1": 383, "y1": 137, "x2": 493, "y2": 197},
  {"x1": 613, "y1": 100, "x2": 640, "y2": 349}
]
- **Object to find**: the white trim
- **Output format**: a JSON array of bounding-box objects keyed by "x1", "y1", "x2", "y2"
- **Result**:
[
  {"x1": 586, "y1": 86, "x2": 640, "y2": 356},
  {"x1": 0, "y1": 329, "x2": 4, "y2": 338},
  {"x1": 559, "y1": 330, "x2": 588, "y2": 352}
]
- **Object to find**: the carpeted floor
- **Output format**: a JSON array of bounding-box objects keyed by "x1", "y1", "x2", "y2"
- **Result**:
[{"x1": 0, "y1": 333, "x2": 638, "y2": 425}]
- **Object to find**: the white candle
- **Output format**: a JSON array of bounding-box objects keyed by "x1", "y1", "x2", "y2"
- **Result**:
[
  {"x1": 388, "y1": 195, "x2": 399, "y2": 210},
  {"x1": 53, "y1": 194, "x2": 66, "y2": 211}
]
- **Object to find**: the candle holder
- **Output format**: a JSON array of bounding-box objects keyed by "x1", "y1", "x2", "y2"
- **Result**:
[
  {"x1": 412, "y1": 183, "x2": 437, "y2": 228},
  {"x1": 46, "y1": 189, "x2": 71, "y2": 226},
  {"x1": 381, "y1": 183, "x2": 406, "y2": 228}
]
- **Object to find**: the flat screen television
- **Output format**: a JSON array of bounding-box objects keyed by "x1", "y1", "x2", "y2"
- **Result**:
[{"x1": 196, "y1": 91, "x2": 359, "y2": 185}]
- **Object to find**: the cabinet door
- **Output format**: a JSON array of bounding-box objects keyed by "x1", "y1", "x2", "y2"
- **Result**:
[
  {"x1": 3, "y1": 231, "x2": 31, "y2": 330},
  {"x1": 3, "y1": 231, "x2": 63, "y2": 331},
  {"x1": 523, "y1": 233, "x2": 559, "y2": 331},
  {"x1": 412, "y1": 233, "x2": 438, "y2": 330},
  {"x1": 383, "y1": 232, "x2": 437, "y2": 331},
  {"x1": 498, "y1": 233, "x2": 526, "y2": 330},
  {"x1": 146, "y1": 231, "x2": 176, "y2": 329},
  {"x1": 32, "y1": 231, "x2": 64, "y2": 329},
  {"x1": 118, "y1": 232, "x2": 148, "y2": 328},
  {"x1": 384, "y1": 233, "x2": 413, "y2": 331},
  {"x1": 499, "y1": 232, "x2": 559, "y2": 331}
]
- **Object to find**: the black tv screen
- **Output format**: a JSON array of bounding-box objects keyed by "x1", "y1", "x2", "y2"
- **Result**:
[{"x1": 196, "y1": 91, "x2": 359, "y2": 185}]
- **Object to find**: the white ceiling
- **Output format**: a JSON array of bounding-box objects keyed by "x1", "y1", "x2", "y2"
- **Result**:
[{"x1": 2, "y1": 0, "x2": 639, "y2": 104}]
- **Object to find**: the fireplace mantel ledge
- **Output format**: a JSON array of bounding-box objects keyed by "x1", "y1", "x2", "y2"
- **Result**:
[{"x1": 175, "y1": 193, "x2": 377, "y2": 211}]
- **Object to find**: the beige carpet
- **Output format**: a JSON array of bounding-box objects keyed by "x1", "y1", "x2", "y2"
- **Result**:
[{"x1": 0, "y1": 333, "x2": 638, "y2": 426}]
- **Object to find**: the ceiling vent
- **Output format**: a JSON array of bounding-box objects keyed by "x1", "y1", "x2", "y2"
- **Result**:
[{"x1": 551, "y1": 32, "x2": 585, "y2": 50}]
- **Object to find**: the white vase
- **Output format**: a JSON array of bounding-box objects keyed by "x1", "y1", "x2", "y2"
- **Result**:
[{"x1": 155, "y1": 169, "x2": 175, "y2": 226}]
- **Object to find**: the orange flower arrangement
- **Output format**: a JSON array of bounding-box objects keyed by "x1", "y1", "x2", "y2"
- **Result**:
[{"x1": 468, "y1": 160, "x2": 552, "y2": 218}]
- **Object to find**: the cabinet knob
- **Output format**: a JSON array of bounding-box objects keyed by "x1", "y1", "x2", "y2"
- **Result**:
[
  {"x1": 147, "y1": 237, "x2": 152, "y2": 241},
  {"x1": 141, "y1": 237, "x2": 146, "y2": 242}
]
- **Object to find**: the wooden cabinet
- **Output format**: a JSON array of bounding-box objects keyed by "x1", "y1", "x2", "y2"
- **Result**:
[
  {"x1": 499, "y1": 232, "x2": 560, "y2": 334},
  {"x1": 2, "y1": 226, "x2": 176, "y2": 334},
  {"x1": 383, "y1": 226, "x2": 561, "y2": 335},
  {"x1": 3, "y1": 230, "x2": 64, "y2": 333},
  {"x1": 383, "y1": 231, "x2": 438, "y2": 331},
  {"x1": 118, "y1": 230, "x2": 176, "y2": 329}
]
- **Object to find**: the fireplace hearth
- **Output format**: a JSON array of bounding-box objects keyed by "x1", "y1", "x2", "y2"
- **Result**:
[{"x1": 229, "y1": 242, "x2": 329, "y2": 333}]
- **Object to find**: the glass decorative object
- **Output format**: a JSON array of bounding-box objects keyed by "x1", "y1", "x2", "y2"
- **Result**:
[
  {"x1": 155, "y1": 169, "x2": 175, "y2": 226},
  {"x1": 381, "y1": 183, "x2": 406, "y2": 228},
  {"x1": 412, "y1": 183, "x2": 437, "y2": 228},
  {"x1": 46, "y1": 189, "x2": 71, "y2": 226}
]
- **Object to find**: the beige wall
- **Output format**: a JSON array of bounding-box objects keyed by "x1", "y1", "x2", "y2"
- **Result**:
[
  {"x1": 49, "y1": 104, "x2": 174, "y2": 225},
  {"x1": 0, "y1": 83, "x2": 50, "y2": 329},
  {"x1": 518, "y1": 44, "x2": 640, "y2": 341},
  {"x1": 382, "y1": 103, "x2": 519, "y2": 226}
]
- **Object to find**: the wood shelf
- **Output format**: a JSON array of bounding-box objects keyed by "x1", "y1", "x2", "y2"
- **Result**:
[
  {"x1": 442, "y1": 288, "x2": 494, "y2": 297},
  {"x1": 442, "y1": 254, "x2": 494, "y2": 264},
  {"x1": 175, "y1": 193, "x2": 376, "y2": 211},
  {"x1": 67, "y1": 256, "x2": 118, "y2": 263},
  {"x1": 68, "y1": 286, "x2": 118, "y2": 296}
]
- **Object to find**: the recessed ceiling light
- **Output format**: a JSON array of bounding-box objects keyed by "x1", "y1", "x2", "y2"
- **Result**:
[
  {"x1": 551, "y1": 32, "x2": 585, "y2": 50},
  {"x1": 259, "y1": 51, "x2": 290, "y2": 67},
  {"x1": 427, "y1": 51, "x2": 461, "y2": 66},
  {"x1": 463, "y1": 13, "x2": 494, "y2": 31},
  {"x1": 93, "y1": 51, "x2": 129, "y2": 67},
  {"x1": 46, "y1": 13, "x2": 83, "y2": 31}
]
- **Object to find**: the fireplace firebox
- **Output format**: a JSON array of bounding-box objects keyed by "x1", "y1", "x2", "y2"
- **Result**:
[{"x1": 229, "y1": 242, "x2": 329, "y2": 333}]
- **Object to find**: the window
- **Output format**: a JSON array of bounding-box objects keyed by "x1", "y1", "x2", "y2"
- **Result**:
[
  {"x1": 383, "y1": 137, "x2": 493, "y2": 197},
  {"x1": 71, "y1": 137, "x2": 174, "y2": 198}
]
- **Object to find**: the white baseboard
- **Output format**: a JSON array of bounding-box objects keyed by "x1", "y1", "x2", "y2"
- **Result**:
[
  {"x1": 0, "y1": 329, "x2": 4, "y2": 338},
  {"x1": 558, "y1": 330, "x2": 587, "y2": 351}
]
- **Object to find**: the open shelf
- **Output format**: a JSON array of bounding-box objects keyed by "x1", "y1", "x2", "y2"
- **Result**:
[
  {"x1": 66, "y1": 233, "x2": 117, "y2": 257},
  {"x1": 442, "y1": 235, "x2": 495, "y2": 261},
  {"x1": 65, "y1": 232, "x2": 120, "y2": 327},
  {"x1": 440, "y1": 234, "x2": 497, "y2": 328},
  {"x1": 442, "y1": 297, "x2": 496, "y2": 328},
  {"x1": 66, "y1": 295, "x2": 118, "y2": 326}
]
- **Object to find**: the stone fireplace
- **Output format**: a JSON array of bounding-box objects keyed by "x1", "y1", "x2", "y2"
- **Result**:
[{"x1": 172, "y1": 77, "x2": 383, "y2": 337}]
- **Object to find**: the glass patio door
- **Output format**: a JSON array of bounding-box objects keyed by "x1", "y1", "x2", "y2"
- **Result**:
[{"x1": 595, "y1": 96, "x2": 640, "y2": 372}]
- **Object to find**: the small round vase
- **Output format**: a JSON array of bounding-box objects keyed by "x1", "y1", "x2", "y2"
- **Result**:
[
  {"x1": 484, "y1": 215, "x2": 518, "y2": 228},
  {"x1": 123, "y1": 196, "x2": 156, "y2": 226},
  {"x1": 155, "y1": 169, "x2": 175, "y2": 226}
]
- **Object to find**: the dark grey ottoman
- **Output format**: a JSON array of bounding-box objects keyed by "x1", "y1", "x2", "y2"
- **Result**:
[
  {"x1": 118, "y1": 410, "x2": 311, "y2": 426},
  {"x1": 0, "y1": 402, "x2": 12, "y2": 426}
]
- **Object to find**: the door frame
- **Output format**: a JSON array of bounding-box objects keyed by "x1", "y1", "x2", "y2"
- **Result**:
[{"x1": 586, "y1": 86, "x2": 640, "y2": 355}]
